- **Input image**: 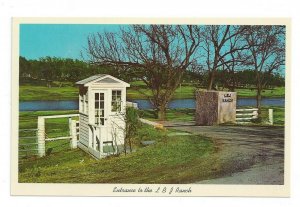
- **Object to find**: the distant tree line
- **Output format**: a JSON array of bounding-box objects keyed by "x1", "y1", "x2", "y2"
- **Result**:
[
  {"x1": 19, "y1": 56, "x2": 136, "y2": 87},
  {"x1": 19, "y1": 56, "x2": 284, "y2": 89},
  {"x1": 183, "y1": 69, "x2": 285, "y2": 89}
]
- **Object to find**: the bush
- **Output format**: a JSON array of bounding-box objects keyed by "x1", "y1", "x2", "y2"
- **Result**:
[{"x1": 124, "y1": 107, "x2": 140, "y2": 153}]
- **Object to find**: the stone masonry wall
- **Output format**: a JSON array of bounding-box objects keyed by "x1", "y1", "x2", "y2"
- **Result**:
[
  {"x1": 195, "y1": 90, "x2": 219, "y2": 125},
  {"x1": 195, "y1": 90, "x2": 237, "y2": 125}
]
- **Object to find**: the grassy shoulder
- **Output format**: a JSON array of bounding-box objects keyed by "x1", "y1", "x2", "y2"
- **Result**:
[
  {"x1": 18, "y1": 110, "x2": 222, "y2": 183},
  {"x1": 140, "y1": 106, "x2": 285, "y2": 126},
  {"x1": 19, "y1": 81, "x2": 285, "y2": 101}
]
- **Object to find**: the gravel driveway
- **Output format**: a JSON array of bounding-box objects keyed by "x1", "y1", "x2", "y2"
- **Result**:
[{"x1": 163, "y1": 121, "x2": 285, "y2": 185}]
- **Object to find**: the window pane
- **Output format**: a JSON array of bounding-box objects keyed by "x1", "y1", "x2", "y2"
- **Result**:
[
  {"x1": 100, "y1": 118, "x2": 104, "y2": 125},
  {"x1": 111, "y1": 101, "x2": 116, "y2": 111},
  {"x1": 95, "y1": 102, "x2": 99, "y2": 109},
  {"x1": 111, "y1": 90, "x2": 122, "y2": 112},
  {"x1": 95, "y1": 93, "x2": 99, "y2": 100},
  {"x1": 100, "y1": 93, "x2": 104, "y2": 100},
  {"x1": 100, "y1": 101, "x2": 104, "y2": 109}
]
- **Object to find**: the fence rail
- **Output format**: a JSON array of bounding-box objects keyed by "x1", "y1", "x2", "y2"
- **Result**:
[
  {"x1": 235, "y1": 108, "x2": 258, "y2": 124},
  {"x1": 235, "y1": 108, "x2": 273, "y2": 125},
  {"x1": 19, "y1": 115, "x2": 80, "y2": 159},
  {"x1": 19, "y1": 128, "x2": 39, "y2": 158}
]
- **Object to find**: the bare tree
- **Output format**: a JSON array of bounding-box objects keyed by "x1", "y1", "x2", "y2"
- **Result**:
[
  {"x1": 201, "y1": 25, "x2": 248, "y2": 90},
  {"x1": 243, "y1": 25, "x2": 285, "y2": 111},
  {"x1": 219, "y1": 29, "x2": 248, "y2": 91},
  {"x1": 87, "y1": 25, "x2": 201, "y2": 120},
  {"x1": 111, "y1": 107, "x2": 139, "y2": 155}
]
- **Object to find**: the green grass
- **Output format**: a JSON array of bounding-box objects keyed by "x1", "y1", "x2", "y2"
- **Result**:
[
  {"x1": 19, "y1": 110, "x2": 79, "y2": 158},
  {"x1": 236, "y1": 87, "x2": 285, "y2": 98},
  {"x1": 19, "y1": 132, "x2": 217, "y2": 183},
  {"x1": 19, "y1": 82, "x2": 285, "y2": 101},
  {"x1": 20, "y1": 86, "x2": 79, "y2": 101},
  {"x1": 19, "y1": 109, "x2": 252, "y2": 184},
  {"x1": 261, "y1": 106, "x2": 285, "y2": 126},
  {"x1": 140, "y1": 109, "x2": 195, "y2": 122},
  {"x1": 18, "y1": 107, "x2": 284, "y2": 183}
]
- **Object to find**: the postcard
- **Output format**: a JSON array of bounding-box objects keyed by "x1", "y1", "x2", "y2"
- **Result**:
[{"x1": 11, "y1": 17, "x2": 290, "y2": 196}]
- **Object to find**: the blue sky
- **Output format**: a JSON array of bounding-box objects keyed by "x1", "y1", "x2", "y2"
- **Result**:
[
  {"x1": 20, "y1": 24, "x2": 121, "y2": 60},
  {"x1": 19, "y1": 24, "x2": 285, "y2": 76}
]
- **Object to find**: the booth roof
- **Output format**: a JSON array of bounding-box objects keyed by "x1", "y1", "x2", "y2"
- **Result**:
[{"x1": 76, "y1": 74, "x2": 108, "y2": 85}]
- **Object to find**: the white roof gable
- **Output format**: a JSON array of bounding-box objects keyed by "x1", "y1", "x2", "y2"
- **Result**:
[{"x1": 76, "y1": 74, "x2": 130, "y2": 87}]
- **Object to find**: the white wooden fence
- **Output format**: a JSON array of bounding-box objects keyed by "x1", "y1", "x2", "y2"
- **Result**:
[
  {"x1": 126, "y1": 101, "x2": 138, "y2": 109},
  {"x1": 37, "y1": 114, "x2": 79, "y2": 157},
  {"x1": 236, "y1": 108, "x2": 273, "y2": 125},
  {"x1": 19, "y1": 129, "x2": 39, "y2": 158}
]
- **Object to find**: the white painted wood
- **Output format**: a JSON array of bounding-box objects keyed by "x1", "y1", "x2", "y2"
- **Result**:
[
  {"x1": 70, "y1": 120, "x2": 78, "y2": 149},
  {"x1": 77, "y1": 75, "x2": 130, "y2": 159},
  {"x1": 45, "y1": 136, "x2": 71, "y2": 141},
  {"x1": 139, "y1": 118, "x2": 164, "y2": 129},
  {"x1": 236, "y1": 108, "x2": 258, "y2": 112},
  {"x1": 236, "y1": 113, "x2": 255, "y2": 116},
  {"x1": 126, "y1": 101, "x2": 138, "y2": 109},
  {"x1": 252, "y1": 110, "x2": 259, "y2": 119},
  {"x1": 269, "y1": 109, "x2": 274, "y2": 125},
  {"x1": 84, "y1": 74, "x2": 130, "y2": 88},
  {"x1": 37, "y1": 117, "x2": 45, "y2": 157},
  {"x1": 79, "y1": 114, "x2": 89, "y2": 146},
  {"x1": 235, "y1": 108, "x2": 259, "y2": 123},
  {"x1": 40, "y1": 114, "x2": 79, "y2": 119},
  {"x1": 36, "y1": 114, "x2": 80, "y2": 157},
  {"x1": 236, "y1": 117, "x2": 254, "y2": 121}
]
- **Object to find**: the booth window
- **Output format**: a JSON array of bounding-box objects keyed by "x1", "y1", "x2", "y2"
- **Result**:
[
  {"x1": 80, "y1": 95, "x2": 84, "y2": 113},
  {"x1": 111, "y1": 90, "x2": 122, "y2": 112}
]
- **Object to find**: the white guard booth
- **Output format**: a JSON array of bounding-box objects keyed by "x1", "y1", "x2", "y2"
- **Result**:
[{"x1": 76, "y1": 74, "x2": 130, "y2": 159}]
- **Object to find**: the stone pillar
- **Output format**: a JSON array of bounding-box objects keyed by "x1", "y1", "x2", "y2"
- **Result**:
[
  {"x1": 268, "y1": 109, "x2": 274, "y2": 125},
  {"x1": 37, "y1": 117, "x2": 45, "y2": 157},
  {"x1": 70, "y1": 120, "x2": 78, "y2": 149},
  {"x1": 195, "y1": 90, "x2": 237, "y2": 125}
]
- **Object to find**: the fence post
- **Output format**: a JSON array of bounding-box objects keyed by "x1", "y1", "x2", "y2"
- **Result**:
[
  {"x1": 70, "y1": 119, "x2": 78, "y2": 149},
  {"x1": 268, "y1": 109, "x2": 274, "y2": 125},
  {"x1": 37, "y1": 117, "x2": 45, "y2": 157}
]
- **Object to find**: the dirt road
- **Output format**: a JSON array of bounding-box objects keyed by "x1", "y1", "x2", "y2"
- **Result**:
[{"x1": 163, "y1": 121, "x2": 285, "y2": 184}]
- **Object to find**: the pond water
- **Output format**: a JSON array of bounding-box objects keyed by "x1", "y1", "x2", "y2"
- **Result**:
[{"x1": 19, "y1": 97, "x2": 284, "y2": 111}]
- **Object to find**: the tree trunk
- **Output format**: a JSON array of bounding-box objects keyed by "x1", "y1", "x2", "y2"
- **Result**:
[
  {"x1": 207, "y1": 71, "x2": 215, "y2": 90},
  {"x1": 231, "y1": 71, "x2": 236, "y2": 91},
  {"x1": 128, "y1": 133, "x2": 132, "y2": 153},
  {"x1": 157, "y1": 105, "x2": 167, "y2": 121},
  {"x1": 256, "y1": 87, "x2": 262, "y2": 114}
]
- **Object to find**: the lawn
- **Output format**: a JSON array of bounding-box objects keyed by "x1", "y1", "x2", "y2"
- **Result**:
[
  {"x1": 19, "y1": 81, "x2": 285, "y2": 101},
  {"x1": 19, "y1": 110, "x2": 79, "y2": 158},
  {"x1": 18, "y1": 109, "x2": 255, "y2": 183},
  {"x1": 20, "y1": 85, "x2": 79, "y2": 101}
]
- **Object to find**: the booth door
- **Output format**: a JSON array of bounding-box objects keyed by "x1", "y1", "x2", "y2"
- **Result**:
[
  {"x1": 94, "y1": 91, "x2": 108, "y2": 126},
  {"x1": 92, "y1": 91, "x2": 109, "y2": 153}
]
